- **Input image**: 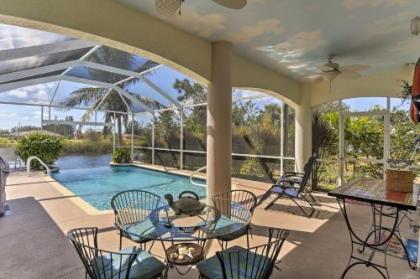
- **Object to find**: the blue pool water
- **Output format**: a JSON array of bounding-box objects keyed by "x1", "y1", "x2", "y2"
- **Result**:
[{"x1": 53, "y1": 155, "x2": 206, "y2": 210}]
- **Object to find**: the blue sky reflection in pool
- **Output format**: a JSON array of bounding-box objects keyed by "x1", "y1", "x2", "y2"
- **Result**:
[{"x1": 52, "y1": 165, "x2": 206, "y2": 211}]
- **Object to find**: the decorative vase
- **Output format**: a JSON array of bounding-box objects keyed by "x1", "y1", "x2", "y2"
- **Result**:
[{"x1": 385, "y1": 169, "x2": 414, "y2": 193}]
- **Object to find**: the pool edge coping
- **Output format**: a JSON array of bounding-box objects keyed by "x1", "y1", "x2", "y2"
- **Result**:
[{"x1": 41, "y1": 174, "x2": 113, "y2": 216}]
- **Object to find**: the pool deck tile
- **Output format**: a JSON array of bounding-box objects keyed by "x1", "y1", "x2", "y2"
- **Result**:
[{"x1": 0, "y1": 171, "x2": 419, "y2": 279}]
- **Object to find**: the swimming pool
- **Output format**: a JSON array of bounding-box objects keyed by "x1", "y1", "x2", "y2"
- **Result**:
[{"x1": 52, "y1": 156, "x2": 206, "y2": 211}]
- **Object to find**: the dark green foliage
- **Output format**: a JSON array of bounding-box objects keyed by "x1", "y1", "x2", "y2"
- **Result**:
[
  {"x1": 112, "y1": 148, "x2": 131, "y2": 163},
  {"x1": 311, "y1": 110, "x2": 338, "y2": 189},
  {"x1": 16, "y1": 132, "x2": 63, "y2": 169}
]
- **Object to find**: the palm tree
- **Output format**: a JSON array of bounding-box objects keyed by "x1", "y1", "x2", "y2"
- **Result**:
[{"x1": 60, "y1": 46, "x2": 161, "y2": 145}]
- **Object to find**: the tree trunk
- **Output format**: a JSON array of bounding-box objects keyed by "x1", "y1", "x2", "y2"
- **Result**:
[{"x1": 117, "y1": 116, "x2": 123, "y2": 146}]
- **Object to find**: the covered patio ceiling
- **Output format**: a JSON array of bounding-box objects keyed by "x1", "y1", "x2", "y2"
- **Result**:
[{"x1": 119, "y1": 0, "x2": 420, "y2": 81}]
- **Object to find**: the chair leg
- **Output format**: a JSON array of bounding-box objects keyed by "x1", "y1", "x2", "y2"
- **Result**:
[
  {"x1": 246, "y1": 230, "x2": 250, "y2": 249},
  {"x1": 148, "y1": 240, "x2": 155, "y2": 252},
  {"x1": 258, "y1": 188, "x2": 274, "y2": 206},
  {"x1": 290, "y1": 197, "x2": 315, "y2": 218},
  {"x1": 265, "y1": 195, "x2": 280, "y2": 210},
  {"x1": 308, "y1": 192, "x2": 316, "y2": 202},
  {"x1": 119, "y1": 230, "x2": 123, "y2": 250},
  {"x1": 218, "y1": 239, "x2": 227, "y2": 250}
]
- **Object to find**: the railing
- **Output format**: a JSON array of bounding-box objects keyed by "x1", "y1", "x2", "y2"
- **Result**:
[
  {"x1": 190, "y1": 165, "x2": 206, "y2": 187},
  {"x1": 26, "y1": 156, "x2": 51, "y2": 176}
]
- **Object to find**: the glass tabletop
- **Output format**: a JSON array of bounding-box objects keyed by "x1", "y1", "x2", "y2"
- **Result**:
[{"x1": 120, "y1": 202, "x2": 252, "y2": 242}]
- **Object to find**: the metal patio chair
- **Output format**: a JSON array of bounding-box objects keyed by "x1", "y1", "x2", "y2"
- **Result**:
[
  {"x1": 212, "y1": 190, "x2": 258, "y2": 250},
  {"x1": 111, "y1": 190, "x2": 161, "y2": 250},
  {"x1": 67, "y1": 227, "x2": 165, "y2": 279},
  {"x1": 197, "y1": 227, "x2": 289, "y2": 279},
  {"x1": 259, "y1": 154, "x2": 317, "y2": 217}
]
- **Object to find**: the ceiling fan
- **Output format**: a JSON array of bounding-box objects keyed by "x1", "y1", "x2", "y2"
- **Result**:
[
  {"x1": 155, "y1": 0, "x2": 247, "y2": 16},
  {"x1": 313, "y1": 54, "x2": 370, "y2": 82}
]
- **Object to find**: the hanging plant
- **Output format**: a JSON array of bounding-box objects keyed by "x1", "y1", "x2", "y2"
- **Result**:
[{"x1": 399, "y1": 80, "x2": 412, "y2": 102}]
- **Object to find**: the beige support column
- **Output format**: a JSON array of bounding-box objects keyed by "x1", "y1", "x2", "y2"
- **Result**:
[
  {"x1": 295, "y1": 90, "x2": 312, "y2": 172},
  {"x1": 207, "y1": 41, "x2": 232, "y2": 203}
]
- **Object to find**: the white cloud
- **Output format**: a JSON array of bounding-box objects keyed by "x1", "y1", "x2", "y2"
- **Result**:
[
  {"x1": 366, "y1": 11, "x2": 410, "y2": 36},
  {"x1": 343, "y1": 0, "x2": 411, "y2": 10},
  {"x1": 167, "y1": 7, "x2": 226, "y2": 38},
  {"x1": 257, "y1": 30, "x2": 325, "y2": 62},
  {"x1": 6, "y1": 89, "x2": 28, "y2": 98},
  {"x1": 0, "y1": 24, "x2": 68, "y2": 50},
  {"x1": 4, "y1": 83, "x2": 54, "y2": 104},
  {"x1": 228, "y1": 19, "x2": 283, "y2": 44}
]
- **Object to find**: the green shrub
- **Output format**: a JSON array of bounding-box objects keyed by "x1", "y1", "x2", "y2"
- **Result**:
[
  {"x1": 112, "y1": 148, "x2": 131, "y2": 163},
  {"x1": 16, "y1": 132, "x2": 63, "y2": 169}
]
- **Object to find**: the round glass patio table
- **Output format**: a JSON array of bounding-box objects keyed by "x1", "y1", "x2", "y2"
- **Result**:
[{"x1": 119, "y1": 202, "x2": 252, "y2": 242}]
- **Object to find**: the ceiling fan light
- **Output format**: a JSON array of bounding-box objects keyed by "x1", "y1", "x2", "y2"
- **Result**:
[
  {"x1": 322, "y1": 71, "x2": 340, "y2": 82},
  {"x1": 155, "y1": 0, "x2": 182, "y2": 17},
  {"x1": 411, "y1": 16, "x2": 420, "y2": 35}
]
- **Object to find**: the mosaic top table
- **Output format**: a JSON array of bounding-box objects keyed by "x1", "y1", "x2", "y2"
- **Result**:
[{"x1": 328, "y1": 178, "x2": 420, "y2": 278}]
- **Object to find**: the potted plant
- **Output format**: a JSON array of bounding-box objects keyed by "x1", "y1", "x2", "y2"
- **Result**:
[{"x1": 112, "y1": 148, "x2": 132, "y2": 164}]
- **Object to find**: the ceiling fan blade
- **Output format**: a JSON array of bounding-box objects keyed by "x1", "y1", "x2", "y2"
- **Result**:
[
  {"x1": 212, "y1": 0, "x2": 247, "y2": 9},
  {"x1": 340, "y1": 64, "x2": 370, "y2": 72},
  {"x1": 340, "y1": 71, "x2": 361, "y2": 79}
]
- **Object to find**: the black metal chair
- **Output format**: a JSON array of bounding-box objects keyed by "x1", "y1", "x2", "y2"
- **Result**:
[
  {"x1": 259, "y1": 155, "x2": 317, "y2": 217},
  {"x1": 67, "y1": 227, "x2": 165, "y2": 279},
  {"x1": 212, "y1": 190, "x2": 258, "y2": 250},
  {"x1": 111, "y1": 190, "x2": 161, "y2": 250},
  {"x1": 197, "y1": 227, "x2": 289, "y2": 279}
]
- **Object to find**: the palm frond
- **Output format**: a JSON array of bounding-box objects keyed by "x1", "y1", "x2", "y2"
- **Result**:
[
  {"x1": 125, "y1": 91, "x2": 164, "y2": 110},
  {"x1": 59, "y1": 87, "x2": 108, "y2": 109}
]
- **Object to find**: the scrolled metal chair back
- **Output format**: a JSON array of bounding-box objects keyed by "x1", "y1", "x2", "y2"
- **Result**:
[
  {"x1": 67, "y1": 227, "x2": 138, "y2": 279},
  {"x1": 216, "y1": 228, "x2": 289, "y2": 279},
  {"x1": 212, "y1": 190, "x2": 257, "y2": 223},
  {"x1": 111, "y1": 190, "x2": 161, "y2": 226}
]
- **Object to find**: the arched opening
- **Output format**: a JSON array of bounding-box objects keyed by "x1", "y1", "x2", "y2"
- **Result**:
[{"x1": 312, "y1": 96, "x2": 420, "y2": 191}]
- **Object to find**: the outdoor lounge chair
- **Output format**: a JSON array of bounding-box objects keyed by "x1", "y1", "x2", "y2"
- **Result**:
[
  {"x1": 259, "y1": 154, "x2": 317, "y2": 218},
  {"x1": 111, "y1": 190, "x2": 161, "y2": 251},
  {"x1": 67, "y1": 227, "x2": 165, "y2": 279},
  {"x1": 197, "y1": 227, "x2": 289, "y2": 279}
]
